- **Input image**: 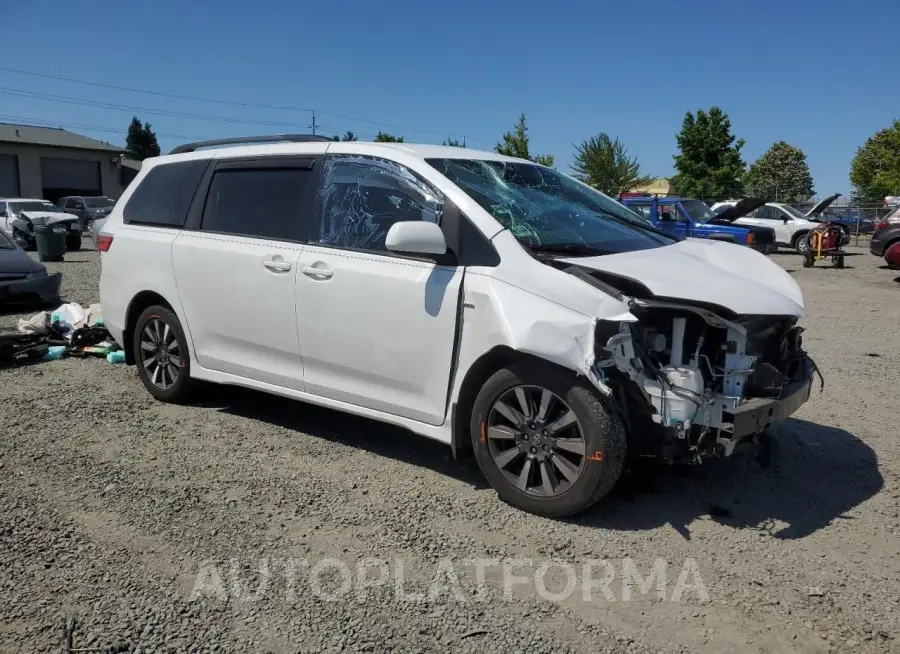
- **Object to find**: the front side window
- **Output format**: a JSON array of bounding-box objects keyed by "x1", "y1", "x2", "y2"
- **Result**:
[
  {"x1": 427, "y1": 158, "x2": 672, "y2": 255},
  {"x1": 626, "y1": 203, "x2": 652, "y2": 221},
  {"x1": 313, "y1": 155, "x2": 443, "y2": 252},
  {"x1": 201, "y1": 167, "x2": 312, "y2": 241},
  {"x1": 781, "y1": 205, "x2": 806, "y2": 219}
]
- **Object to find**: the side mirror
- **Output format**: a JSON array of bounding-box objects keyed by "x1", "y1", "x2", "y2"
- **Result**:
[
  {"x1": 782, "y1": 216, "x2": 789, "y2": 223},
  {"x1": 385, "y1": 221, "x2": 447, "y2": 255}
]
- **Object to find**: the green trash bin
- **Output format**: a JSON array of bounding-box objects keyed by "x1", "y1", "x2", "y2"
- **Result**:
[{"x1": 34, "y1": 223, "x2": 67, "y2": 263}]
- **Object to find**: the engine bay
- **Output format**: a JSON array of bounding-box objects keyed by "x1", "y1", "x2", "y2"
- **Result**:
[{"x1": 593, "y1": 299, "x2": 818, "y2": 463}]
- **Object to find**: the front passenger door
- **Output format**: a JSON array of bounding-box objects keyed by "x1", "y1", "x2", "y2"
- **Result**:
[{"x1": 295, "y1": 154, "x2": 462, "y2": 425}]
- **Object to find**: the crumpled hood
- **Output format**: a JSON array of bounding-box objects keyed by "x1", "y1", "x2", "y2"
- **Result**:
[
  {"x1": 20, "y1": 211, "x2": 77, "y2": 225},
  {"x1": 559, "y1": 238, "x2": 805, "y2": 317}
]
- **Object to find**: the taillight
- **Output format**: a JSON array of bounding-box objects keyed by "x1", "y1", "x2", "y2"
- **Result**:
[
  {"x1": 875, "y1": 221, "x2": 888, "y2": 230},
  {"x1": 746, "y1": 232, "x2": 756, "y2": 245},
  {"x1": 97, "y1": 234, "x2": 113, "y2": 252}
]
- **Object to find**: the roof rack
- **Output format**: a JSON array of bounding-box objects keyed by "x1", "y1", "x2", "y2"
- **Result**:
[{"x1": 169, "y1": 133, "x2": 333, "y2": 155}]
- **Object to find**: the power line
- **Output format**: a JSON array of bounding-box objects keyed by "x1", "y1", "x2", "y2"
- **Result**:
[
  {"x1": 0, "y1": 65, "x2": 477, "y2": 142},
  {"x1": 0, "y1": 113, "x2": 211, "y2": 141}
]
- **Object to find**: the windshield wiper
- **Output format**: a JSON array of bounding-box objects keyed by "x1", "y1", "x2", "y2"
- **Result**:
[{"x1": 527, "y1": 243, "x2": 610, "y2": 257}]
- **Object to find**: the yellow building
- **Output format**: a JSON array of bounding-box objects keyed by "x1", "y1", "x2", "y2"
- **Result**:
[{"x1": 631, "y1": 177, "x2": 672, "y2": 196}]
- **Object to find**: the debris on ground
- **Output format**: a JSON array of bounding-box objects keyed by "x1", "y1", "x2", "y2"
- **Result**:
[{"x1": 2, "y1": 301, "x2": 121, "y2": 364}]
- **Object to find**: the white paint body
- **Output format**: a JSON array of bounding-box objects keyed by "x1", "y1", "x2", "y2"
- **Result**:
[
  {"x1": 712, "y1": 200, "x2": 818, "y2": 248},
  {"x1": 99, "y1": 142, "x2": 806, "y2": 447}
]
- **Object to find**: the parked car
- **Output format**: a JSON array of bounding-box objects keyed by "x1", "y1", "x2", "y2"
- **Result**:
[
  {"x1": 0, "y1": 226, "x2": 62, "y2": 305},
  {"x1": 0, "y1": 198, "x2": 83, "y2": 251},
  {"x1": 870, "y1": 222, "x2": 900, "y2": 269},
  {"x1": 57, "y1": 195, "x2": 116, "y2": 231},
  {"x1": 98, "y1": 135, "x2": 817, "y2": 518},
  {"x1": 619, "y1": 195, "x2": 775, "y2": 253},
  {"x1": 711, "y1": 199, "x2": 824, "y2": 252}
]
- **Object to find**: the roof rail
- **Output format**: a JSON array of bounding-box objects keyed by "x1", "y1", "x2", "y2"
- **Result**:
[{"x1": 169, "y1": 133, "x2": 333, "y2": 155}]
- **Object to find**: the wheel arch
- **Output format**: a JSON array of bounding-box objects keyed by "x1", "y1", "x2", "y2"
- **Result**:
[
  {"x1": 791, "y1": 229, "x2": 811, "y2": 247},
  {"x1": 449, "y1": 346, "x2": 601, "y2": 459}
]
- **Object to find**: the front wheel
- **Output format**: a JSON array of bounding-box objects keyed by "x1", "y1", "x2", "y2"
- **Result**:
[
  {"x1": 133, "y1": 305, "x2": 193, "y2": 403},
  {"x1": 470, "y1": 361, "x2": 626, "y2": 518},
  {"x1": 793, "y1": 232, "x2": 811, "y2": 254}
]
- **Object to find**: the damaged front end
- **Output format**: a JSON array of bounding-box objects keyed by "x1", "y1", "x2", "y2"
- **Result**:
[{"x1": 589, "y1": 294, "x2": 820, "y2": 464}]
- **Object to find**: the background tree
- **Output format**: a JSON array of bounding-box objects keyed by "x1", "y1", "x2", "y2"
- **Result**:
[
  {"x1": 671, "y1": 107, "x2": 745, "y2": 199},
  {"x1": 341, "y1": 130, "x2": 358, "y2": 141},
  {"x1": 743, "y1": 141, "x2": 814, "y2": 202},
  {"x1": 374, "y1": 131, "x2": 404, "y2": 143},
  {"x1": 571, "y1": 132, "x2": 653, "y2": 195},
  {"x1": 495, "y1": 114, "x2": 554, "y2": 167},
  {"x1": 850, "y1": 119, "x2": 900, "y2": 205},
  {"x1": 442, "y1": 138, "x2": 466, "y2": 147},
  {"x1": 125, "y1": 116, "x2": 160, "y2": 161}
]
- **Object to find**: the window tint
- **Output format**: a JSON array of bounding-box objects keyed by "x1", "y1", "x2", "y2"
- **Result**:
[
  {"x1": 123, "y1": 160, "x2": 208, "y2": 227},
  {"x1": 201, "y1": 167, "x2": 311, "y2": 241},
  {"x1": 314, "y1": 155, "x2": 443, "y2": 252}
]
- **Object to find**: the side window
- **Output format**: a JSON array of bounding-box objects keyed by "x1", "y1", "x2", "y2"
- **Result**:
[
  {"x1": 0, "y1": 201, "x2": 6, "y2": 217},
  {"x1": 757, "y1": 206, "x2": 778, "y2": 220},
  {"x1": 201, "y1": 166, "x2": 314, "y2": 241},
  {"x1": 123, "y1": 160, "x2": 208, "y2": 227},
  {"x1": 672, "y1": 204, "x2": 691, "y2": 222},
  {"x1": 313, "y1": 155, "x2": 443, "y2": 253},
  {"x1": 628, "y1": 203, "x2": 652, "y2": 221}
]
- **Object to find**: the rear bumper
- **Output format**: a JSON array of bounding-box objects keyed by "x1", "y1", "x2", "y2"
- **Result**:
[
  {"x1": 0, "y1": 272, "x2": 62, "y2": 305},
  {"x1": 724, "y1": 360, "x2": 815, "y2": 439}
]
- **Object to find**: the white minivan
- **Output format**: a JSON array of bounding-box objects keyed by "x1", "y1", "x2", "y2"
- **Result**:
[{"x1": 98, "y1": 135, "x2": 817, "y2": 518}]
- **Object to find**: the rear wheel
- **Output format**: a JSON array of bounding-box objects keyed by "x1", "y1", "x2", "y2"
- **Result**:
[
  {"x1": 803, "y1": 251, "x2": 814, "y2": 268},
  {"x1": 133, "y1": 305, "x2": 193, "y2": 403},
  {"x1": 66, "y1": 233, "x2": 82, "y2": 251},
  {"x1": 470, "y1": 361, "x2": 626, "y2": 518}
]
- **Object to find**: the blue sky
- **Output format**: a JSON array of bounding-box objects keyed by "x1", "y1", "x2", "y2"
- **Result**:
[{"x1": 3, "y1": 0, "x2": 898, "y2": 197}]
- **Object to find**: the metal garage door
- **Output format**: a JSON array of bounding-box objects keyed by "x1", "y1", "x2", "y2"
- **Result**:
[
  {"x1": 0, "y1": 154, "x2": 19, "y2": 196},
  {"x1": 40, "y1": 157, "x2": 101, "y2": 192}
]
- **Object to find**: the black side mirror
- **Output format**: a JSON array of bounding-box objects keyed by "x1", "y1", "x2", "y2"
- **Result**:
[{"x1": 782, "y1": 216, "x2": 789, "y2": 223}]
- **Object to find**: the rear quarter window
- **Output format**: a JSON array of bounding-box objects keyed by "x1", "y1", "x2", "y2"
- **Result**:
[{"x1": 123, "y1": 160, "x2": 208, "y2": 227}]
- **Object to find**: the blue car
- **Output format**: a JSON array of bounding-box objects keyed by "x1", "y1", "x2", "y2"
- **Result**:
[{"x1": 619, "y1": 195, "x2": 776, "y2": 254}]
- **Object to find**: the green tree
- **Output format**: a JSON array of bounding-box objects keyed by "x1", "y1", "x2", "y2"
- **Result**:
[
  {"x1": 125, "y1": 116, "x2": 160, "y2": 161},
  {"x1": 342, "y1": 130, "x2": 358, "y2": 141},
  {"x1": 374, "y1": 131, "x2": 404, "y2": 143},
  {"x1": 743, "y1": 141, "x2": 815, "y2": 202},
  {"x1": 495, "y1": 114, "x2": 555, "y2": 167},
  {"x1": 571, "y1": 133, "x2": 653, "y2": 195},
  {"x1": 671, "y1": 107, "x2": 745, "y2": 199},
  {"x1": 442, "y1": 137, "x2": 466, "y2": 147},
  {"x1": 850, "y1": 119, "x2": 900, "y2": 205}
]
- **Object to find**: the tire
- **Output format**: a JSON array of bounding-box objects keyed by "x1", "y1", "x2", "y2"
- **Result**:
[
  {"x1": 793, "y1": 231, "x2": 810, "y2": 254},
  {"x1": 132, "y1": 305, "x2": 194, "y2": 403},
  {"x1": 66, "y1": 234, "x2": 82, "y2": 251},
  {"x1": 470, "y1": 361, "x2": 626, "y2": 518},
  {"x1": 834, "y1": 255, "x2": 845, "y2": 269},
  {"x1": 803, "y1": 251, "x2": 814, "y2": 268}
]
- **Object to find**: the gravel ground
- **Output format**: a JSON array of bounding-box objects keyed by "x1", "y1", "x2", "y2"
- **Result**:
[{"x1": 1, "y1": 239, "x2": 898, "y2": 653}]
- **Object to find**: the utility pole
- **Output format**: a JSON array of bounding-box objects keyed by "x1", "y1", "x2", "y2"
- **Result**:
[{"x1": 311, "y1": 110, "x2": 316, "y2": 135}]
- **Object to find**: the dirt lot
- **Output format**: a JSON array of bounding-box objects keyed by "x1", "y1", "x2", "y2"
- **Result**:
[{"x1": 1, "y1": 241, "x2": 898, "y2": 654}]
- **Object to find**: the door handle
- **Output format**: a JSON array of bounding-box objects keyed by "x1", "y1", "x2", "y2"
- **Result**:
[
  {"x1": 301, "y1": 265, "x2": 333, "y2": 280},
  {"x1": 263, "y1": 259, "x2": 292, "y2": 273}
]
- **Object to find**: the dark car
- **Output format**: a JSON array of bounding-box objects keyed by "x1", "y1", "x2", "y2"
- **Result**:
[
  {"x1": 0, "y1": 228, "x2": 62, "y2": 306},
  {"x1": 870, "y1": 223, "x2": 900, "y2": 269},
  {"x1": 57, "y1": 195, "x2": 116, "y2": 230}
]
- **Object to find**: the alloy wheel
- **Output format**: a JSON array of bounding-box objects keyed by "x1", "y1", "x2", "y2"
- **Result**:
[
  {"x1": 485, "y1": 385, "x2": 587, "y2": 497},
  {"x1": 139, "y1": 318, "x2": 182, "y2": 390}
]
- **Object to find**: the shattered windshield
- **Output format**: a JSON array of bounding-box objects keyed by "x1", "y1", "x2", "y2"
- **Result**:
[
  {"x1": 10, "y1": 201, "x2": 58, "y2": 215},
  {"x1": 427, "y1": 158, "x2": 674, "y2": 255},
  {"x1": 680, "y1": 199, "x2": 717, "y2": 223}
]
